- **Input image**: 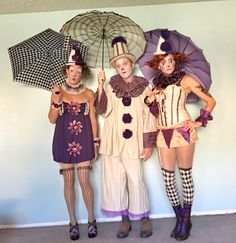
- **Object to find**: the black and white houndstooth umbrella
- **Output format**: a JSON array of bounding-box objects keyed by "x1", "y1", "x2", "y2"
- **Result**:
[
  {"x1": 8, "y1": 28, "x2": 88, "y2": 91},
  {"x1": 60, "y1": 10, "x2": 146, "y2": 69}
]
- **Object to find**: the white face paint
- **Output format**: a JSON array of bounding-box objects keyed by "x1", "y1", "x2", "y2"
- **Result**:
[
  {"x1": 158, "y1": 54, "x2": 176, "y2": 76},
  {"x1": 66, "y1": 65, "x2": 83, "y2": 86},
  {"x1": 115, "y1": 57, "x2": 134, "y2": 82}
]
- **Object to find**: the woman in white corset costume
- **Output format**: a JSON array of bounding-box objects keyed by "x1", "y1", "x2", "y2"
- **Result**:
[{"x1": 144, "y1": 30, "x2": 216, "y2": 241}]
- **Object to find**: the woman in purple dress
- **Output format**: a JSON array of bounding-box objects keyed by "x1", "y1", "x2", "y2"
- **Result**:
[{"x1": 48, "y1": 44, "x2": 98, "y2": 240}]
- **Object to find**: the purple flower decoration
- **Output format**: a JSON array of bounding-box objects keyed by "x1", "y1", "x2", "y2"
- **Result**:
[
  {"x1": 71, "y1": 43, "x2": 79, "y2": 50},
  {"x1": 67, "y1": 141, "x2": 82, "y2": 157},
  {"x1": 122, "y1": 113, "x2": 133, "y2": 123},
  {"x1": 123, "y1": 129, "x2": 133, "y2": 139},
  {"x1": 122, "y1": 97, "x2": 131, "y2": 106},
  {"x1": 72, "y1": 53, "x2": 80, "y2": 63},
  {"x1": 68, "y1": 120, "x2": 83, "y2": 135},
  {"x1": 67, "y1": 102, "x2": 81, "y2": 115},
  {"x1": 70, "y1": 43, "x2": 85, "y2": 65}
]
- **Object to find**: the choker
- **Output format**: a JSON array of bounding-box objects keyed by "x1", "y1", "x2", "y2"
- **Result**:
[{"x1": 62, "y1": 80, "x2": 85, "y2": 94}]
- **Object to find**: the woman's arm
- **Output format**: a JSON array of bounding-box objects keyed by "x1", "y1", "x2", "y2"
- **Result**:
[
  {"x1": 88, "y1": 89, "x2": 98, "y2": 142},
  {"x1": 182, "y1": 75, "x2": 216, "y2": 112},
  {"x1": 48, "y1": 85, "x2": 62, "y2": 124},
  {"x1": 181, "y1": 75, "x2": 216, "y2": 130}
]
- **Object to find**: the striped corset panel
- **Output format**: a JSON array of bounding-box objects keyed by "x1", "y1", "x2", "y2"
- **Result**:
[{"x1": 155, "y1": 85, "x2": 191, "y2": 127}]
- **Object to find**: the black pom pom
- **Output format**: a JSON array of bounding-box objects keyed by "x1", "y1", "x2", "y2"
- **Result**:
[{"x1": 111, "y1": 36, "x2": 127, "y2": 47}]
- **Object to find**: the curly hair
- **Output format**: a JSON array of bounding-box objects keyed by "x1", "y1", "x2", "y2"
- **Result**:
[{"x1": 146, "y1": 53, "x2": 187, "y2": 70}]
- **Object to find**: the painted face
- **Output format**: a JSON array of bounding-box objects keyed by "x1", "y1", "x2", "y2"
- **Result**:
[
  {"x1": 158, "y1": 54, "x2": 176, "y2": 76},
  {"x1": 115, "y1": 57, "x2": 134, "y2": 82},
  {"x1": 66, "y1": 65, "x2": 83, "y2": 85}
]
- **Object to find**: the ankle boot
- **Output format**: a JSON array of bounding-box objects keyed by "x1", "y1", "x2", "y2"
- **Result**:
[
  {"x1": 116, "y1": 215, "x2": 132, "y2": 239},
  {"x1": 140, "y1": 217, "x2": 152, "y2": 238},
  {"x1": 175, "y1": 203, "x2": 192, "y2": 241},
  {"x1": 170, "y1": 205, "x2": 182, "y2": 238}
]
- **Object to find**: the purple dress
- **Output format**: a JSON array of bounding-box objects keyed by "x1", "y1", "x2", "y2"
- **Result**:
[{"x1": 52, "y1": 102, "x2": 95, "y2": 163}]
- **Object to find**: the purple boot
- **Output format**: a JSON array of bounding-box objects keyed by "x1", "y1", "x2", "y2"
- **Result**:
[
  {"x1": 170, "y1": 205, "x2": 182, "y2": 238},
  {"x1": 175, "y1": 203, "x2": 192, "y2": 241}
]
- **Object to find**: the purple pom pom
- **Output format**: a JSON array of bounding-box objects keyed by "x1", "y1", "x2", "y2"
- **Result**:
[
  {"x1": 161, "y1": 29, "x2": 170, "y2": 39},
  {"x1": 122, "y1": 113, "x2": 133, "y2": 123},
  {"x1": 123, "y1": 129, "x2": 133, "y2": 139},
  {"x1": 160, "y1": 41, "x2": 172, "y2": 53},
  {"x1": 122, "y1": 97, "x2": 131, "y2": 106}
]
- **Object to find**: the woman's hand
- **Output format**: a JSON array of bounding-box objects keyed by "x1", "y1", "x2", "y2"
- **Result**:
[
  {"x1": 145, "y1": 90, "x2": 156, "y2": 104},
  {"x1": 91, "y1": 145, "x2": 98, "y2": 163},
  {"x1": 51, "y1": 85, "x2": 62, "y2": 104},
  {"x1": 182, "y1": 120, "x2": 202, "y2": 132}
]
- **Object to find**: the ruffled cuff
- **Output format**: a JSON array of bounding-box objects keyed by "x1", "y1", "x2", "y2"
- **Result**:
[
  {"x1": 94, "y1": 89, "x2": 107, "y2": 114},
  {"x1": 195, "y1": 108, "x2": 213, "y2": 127},
  {"x1": 144, "y1": 97, "x2": 159, "y2": 117},
  {"x1": 143, "y1": 132, "x2": 157, "y2": 148}
]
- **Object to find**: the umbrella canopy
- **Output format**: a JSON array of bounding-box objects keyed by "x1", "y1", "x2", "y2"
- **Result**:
[
  {"x1": 138, "y1": 28, "x2": 212, "y2": 103},
  {"x1": 60, "y1": 10, "x2": 146, "y2": 69},
  {"x1": 8, "y1": 28, "x2": 87, "y2": 91}
]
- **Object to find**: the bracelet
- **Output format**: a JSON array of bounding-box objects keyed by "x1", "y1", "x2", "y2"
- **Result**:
[
  {"x1": 51, "y1": 102, "x2": 62, "y2": 110},
  {"x1": 93, "y1": 138, "x2": 101, "y2": 146},
  {"x1": 195, "y1": 108, "x2": 213, "y2": 127}
]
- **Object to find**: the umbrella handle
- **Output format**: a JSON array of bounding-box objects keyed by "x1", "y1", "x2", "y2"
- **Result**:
[{"x1": 102, "y1": 27, "x2": 105, "y2": 70}]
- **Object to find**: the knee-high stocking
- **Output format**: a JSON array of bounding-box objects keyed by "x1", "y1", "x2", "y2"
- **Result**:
[
  {"x1": 60, "y1": 167, "x2": 77, "y2": 225},
  {"x1": 77, "y1": 166, "x2": 94, "y2": 223},
  {"x1": 179, "y1": 167, "x2": 194, "y2": 205},
  {"x1": 161, "y1": 168, "x2": 181, "y2": 207},
  {"x1": 162, "y1": 168, "x2": 183, "y2": 238},
  {"x1": 176, "y1": 167, "x2": 194, "y2": 241}
]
